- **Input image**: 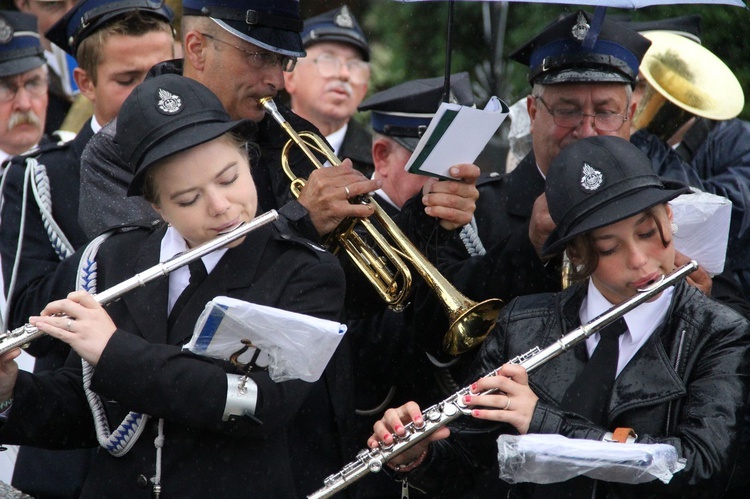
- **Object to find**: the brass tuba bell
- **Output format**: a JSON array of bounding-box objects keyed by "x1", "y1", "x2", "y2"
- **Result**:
[
  {"x1": 260, "y1": 97, "x2": 503, "y2": 355},
  {"x1": 632, "y1": 31, "x2": 744, "y2": 141}
]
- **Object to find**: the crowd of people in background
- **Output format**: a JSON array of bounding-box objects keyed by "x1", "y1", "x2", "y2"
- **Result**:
[{"x1": 0, "y1": 2, "x2": 748, "y2": 499}]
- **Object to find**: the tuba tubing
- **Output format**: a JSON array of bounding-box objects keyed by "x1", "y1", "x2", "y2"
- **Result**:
[
  {"x1": 0, "y1": 211, "x2": 279, "y2": 356},
  {"x1": 260, "y1": 97, "x2": 502, "y2": 355},
  {"x1": 307, "y1": 261, "x2": 698, "y2": 499}
]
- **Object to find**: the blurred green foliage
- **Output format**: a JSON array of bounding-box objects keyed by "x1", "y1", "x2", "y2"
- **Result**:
[{"x1": 303, "y1": 2, "x2": 750, "y2": 120}]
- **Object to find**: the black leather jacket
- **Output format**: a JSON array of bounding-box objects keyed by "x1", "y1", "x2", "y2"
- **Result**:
[{"x1": 406, "y1": 280, "x2": 750, "y2": 498}]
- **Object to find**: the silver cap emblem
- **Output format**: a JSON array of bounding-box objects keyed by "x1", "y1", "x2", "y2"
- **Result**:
[
  {"x1": 0, "y1": 17, "x2": 14, "y2": 45},
  {"x1": 571, "y1": 12, "x2": 590, "y2": 42},
  {"x1": 335, "y1": 6, "x2": 354, "y2": 28},
  {"x1": 580, "y1": 162, "x2": 603, "y2": 191},
  {"x1": 157, "y1": 88, "x2": 182, "y2": 115}
]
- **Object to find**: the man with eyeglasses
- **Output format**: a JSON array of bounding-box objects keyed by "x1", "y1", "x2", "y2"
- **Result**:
[
  {"x1": 413, "y1": 12, "x2": 653, "y2": 333},
  {"x1": 412, "y1": 12, "x2": 705, "y2": 400},
  {"x1": 12, "y1": 0, "x2": 78, "y2": 136},
  {"x1": 284, "y1": 5, "x2": 374, "y2": 177},
  {"x1": 0, "y1": 11, "x2": 50, "y2": 164}
]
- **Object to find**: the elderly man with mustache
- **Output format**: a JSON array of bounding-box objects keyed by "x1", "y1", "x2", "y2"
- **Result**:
[
  {"x1": 0, "y1": 12, "x2": 49, "y2": 165},
  {"x1": 284, "y1": 5, "x2": 374, "y2": 177}
]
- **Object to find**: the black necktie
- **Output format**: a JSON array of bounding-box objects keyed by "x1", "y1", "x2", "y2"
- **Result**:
[
  {"x1": 560, "y1": 317, "x2": 628, "y2": 426},
  {"x1": 168, "y1": 259, "x2": 207, "y2": 330}
]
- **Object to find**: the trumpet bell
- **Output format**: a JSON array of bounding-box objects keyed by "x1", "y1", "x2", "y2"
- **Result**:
[
  {"x1": 443, "y1": 298, "x2": 503, "y2": 355},
  {"x1": 634, "y1": 31, "x2": 744, "y2": 134}
]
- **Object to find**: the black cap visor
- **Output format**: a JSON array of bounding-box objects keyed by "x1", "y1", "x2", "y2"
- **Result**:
[
  {"x1": 543, "y1": 181, "x2": 690, "y2": 256},
  {"x1": 533, "y1": 67, "x2": 633, "y2": 86},
  {"x1": 127, "y1": 119, "x2": 254, "y2": 196},
  {"x1": 0, "y1": 53, "x2": 45, "y2": 78}
]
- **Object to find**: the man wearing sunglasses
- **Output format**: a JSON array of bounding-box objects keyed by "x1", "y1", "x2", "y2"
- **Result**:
[{"x1": 284, "y1": 5, "x2": 374, "y2": 177}]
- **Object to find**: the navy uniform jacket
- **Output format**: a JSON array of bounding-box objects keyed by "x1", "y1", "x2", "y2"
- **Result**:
[
  {"x1": 0, "y1": 221, "x2": 346, "y2": 498},
  {"x1": 339, "y1": 119, "x2": 374, "y2": 179},
  {"x1": 1, "y1": 122, "x2": 97, "y2": 498},
  {"x1": 1, "y1": 123, "x2": 95, "y2": 335}
]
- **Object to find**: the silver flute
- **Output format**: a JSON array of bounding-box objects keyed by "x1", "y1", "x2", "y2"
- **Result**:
[
  {"x1": 308, "y1": 260, "x2": 698, "y2": 499},
  {"x1": 0, "y1": 210, "x2": 279, "y2": 356}
]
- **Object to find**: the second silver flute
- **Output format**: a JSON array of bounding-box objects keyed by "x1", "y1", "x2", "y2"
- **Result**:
[
  {"x1": 308, "y1": 260, "x2": 698, "y2": 499},
  {"x1": 0, "y1": 210, "x2": 279, "y2": 356}
]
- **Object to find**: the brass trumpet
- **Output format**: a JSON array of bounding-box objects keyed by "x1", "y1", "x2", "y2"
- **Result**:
[
  {"x1": 260, "y1": 98, "x2": 502, "y2": 355},
  {"x1": 632, "y1": 31, "x2": 744, "y2": 141}
]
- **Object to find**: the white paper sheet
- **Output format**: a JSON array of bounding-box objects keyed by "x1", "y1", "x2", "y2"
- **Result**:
[
  {"x1": 405, "y1": 96, "x2": 509, "y2": 179},
  {"x1": 670, "y1": 190, "x2": 731, "y2": 275}
]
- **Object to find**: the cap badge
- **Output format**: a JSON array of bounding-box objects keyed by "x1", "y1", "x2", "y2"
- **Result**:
[
  {"x1": 571, "y1": 12, "x2": 590, "y2": 42},
  {"x1": 0, "y1": 17, "x2": 14, "y2": 45},
  {"x1": 157, "y1": 88, "x2": 183, "y2": 115},
  {"x1": 580, "y1": 162, "x2": 603, "y2": 191},
  {"x1": 335, "y1": 6, "x2": 354, "y2": 28}
]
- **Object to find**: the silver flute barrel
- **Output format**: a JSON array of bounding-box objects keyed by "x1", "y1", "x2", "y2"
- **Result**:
[
  {"x1": 307, "y1": 260, "x2": 698, "y2": 499},
  {"x1": 0, "y1": 210, "x2": 279, "y2": 356}
]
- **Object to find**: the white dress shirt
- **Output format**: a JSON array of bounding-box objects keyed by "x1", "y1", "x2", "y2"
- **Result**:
[{"x1": 579, "y1": 279, "x2": 673, "y2": 377}]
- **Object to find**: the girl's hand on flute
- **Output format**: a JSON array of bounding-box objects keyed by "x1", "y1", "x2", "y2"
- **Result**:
[{"x1": 31, "y1": 291, "x2": 117, "y2": 367}]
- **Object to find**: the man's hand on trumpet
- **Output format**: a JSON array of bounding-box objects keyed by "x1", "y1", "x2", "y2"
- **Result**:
[
  {"x1": 298, "y1": 159, "x2": 381, "y2": 237},
  {"x1": 420, "y1": 163, "x2": 481, "y2": 231}
]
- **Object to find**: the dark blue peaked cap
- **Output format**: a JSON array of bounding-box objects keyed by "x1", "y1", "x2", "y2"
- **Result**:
[
  {"x1": 45, "y1": 0, "x2": 174, "y2": 57},
  {"x1": 0, "y1": 11, "x2": 45, "y2": 78},
  {"x1": 302, "y1": 5, "x2": 369, "y2": 61},
  {"x1": 183, "y1": 0, "x2": 305, "y2": 58},
  {"x1": 359, "y1": 72, "x2": 474, "y2": 152},
  {"x1": 510, "y1": 10, "x2": 651, "y2": 87}
]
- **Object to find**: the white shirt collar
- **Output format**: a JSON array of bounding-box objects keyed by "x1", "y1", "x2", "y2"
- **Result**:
[
  {"x1": 90, "y1": 115, "x2": 103, "y2": 134},
  {"x1": 326, "y1": 123, "x2": 348, "y2": 158},
  {"x1": 580, "y1": 278, "x2": 673, "y2": 376},
  {"x1": 372, "y1": 170, "x2": 400, "y2": 211},
  {"x1": 160, "y1": 225, "x2": 227, "y2": 314}
]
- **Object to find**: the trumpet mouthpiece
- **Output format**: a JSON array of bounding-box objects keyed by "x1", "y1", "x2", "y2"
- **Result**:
[{"x1": 259, "y1": 97, "x2": 285, "y2": 124}]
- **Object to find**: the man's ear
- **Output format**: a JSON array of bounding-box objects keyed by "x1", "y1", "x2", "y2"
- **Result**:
[
  {"x1": 527, "y1": 94, "x2": 537, "y2": 132},
  {"x1": 371, "y1": 138, "x2": 390, "y2": 175},
  {"x1": 627, "y1": 98, "x2": 637, "y2": 120},
  {"x1": 183, "y1": 31, "x2": 208, "y2": 71},
  {"x1": 284, "y1": 67, "x2": 297, "y2": 94},
  {"x1": 73, "y1": 67, "x2": 96, "y2": 103}
]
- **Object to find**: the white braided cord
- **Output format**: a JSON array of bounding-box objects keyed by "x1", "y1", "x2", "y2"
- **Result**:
[
  {"x1": 77, "y1": 230, "x2": 150, "y2": 457},
  {"x1": 30, "y1": 160, "x2": 74, "y2": 260},
  {"x1": 151, "y1": 418, "x2": 165, "y2": 493},
  {"x1": 459, "y1": 216, "x2": 487, "y2": 256}
]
